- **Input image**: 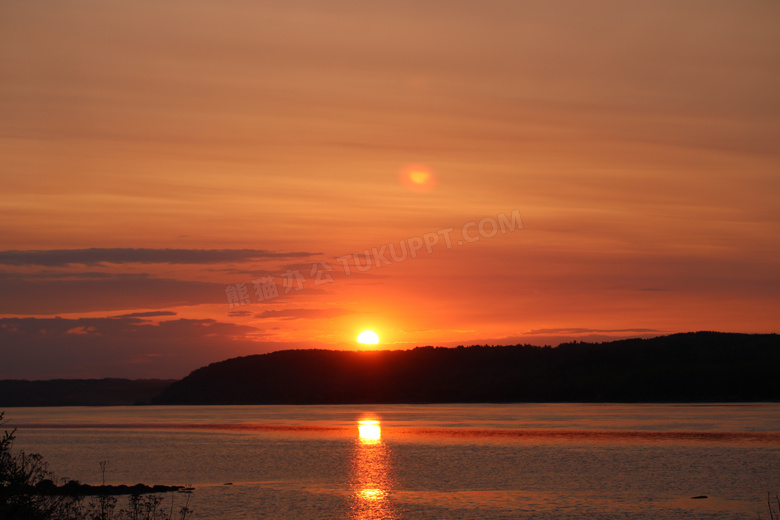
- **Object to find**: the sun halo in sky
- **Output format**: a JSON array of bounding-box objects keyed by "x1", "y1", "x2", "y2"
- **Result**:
[{"x1": 400, "y1": 164, "x2": 435, "y2": 192}]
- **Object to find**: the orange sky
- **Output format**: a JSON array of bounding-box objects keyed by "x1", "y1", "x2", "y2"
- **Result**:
[{"x1": 1, "y1": 1, "x2": 778, "y2": 378}]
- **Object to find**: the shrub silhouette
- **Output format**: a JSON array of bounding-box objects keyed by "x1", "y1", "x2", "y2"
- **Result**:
[{"x1": 0, "y1": 412, "x2": 192, "y2": 520}]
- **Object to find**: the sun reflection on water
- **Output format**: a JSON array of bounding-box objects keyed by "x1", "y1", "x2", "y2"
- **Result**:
[
  {"x1": 358, "y1": 488, "x2": 387, "y2": 501},
  {"x1": 358, "y1": 420, "x2": 381, "y2": 444},
  {"x1": 350, "y1": 418, "x2": 395, "y2": 519}
]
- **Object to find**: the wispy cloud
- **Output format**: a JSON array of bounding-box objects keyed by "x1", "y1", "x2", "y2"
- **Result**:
[
  {"x1": 525, "y1": 327, "x2": 662, "y2": 335},
  {"x1": 255, "y1": 308, "x2": 351, "y2": 320},
  {"x1": 0, "y1": 273, "x2": 227, "y2": 314},
  {"x1": 0, "y1": 316, "x2": 334, "y2": 379},
  {"x1": 0, "y1": 248, "x2": 318, "y2": 266},
  {"x1": 112, "y1": 311, "x2": 178, "y2": 318}
]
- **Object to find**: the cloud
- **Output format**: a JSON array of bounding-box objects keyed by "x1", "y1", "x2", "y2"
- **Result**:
[
  {"x1": 0, "y1": 271, "x2": 148, "y2": 280},
  {"x1": 0, "y1": 273, "x2": 228, "y2": 314},
  {"x1": 0, "y1": 316, "x2": 266, "y2": 378},
  {"x1": 112, "y1": 311, "x2": 178, "y2": 318},
  {"x1": 0, "y1": 248, "x2": 318, "y2": 266},
  {"x1": 227, "y1": 310, "x2": 254, "y2": 317},
  {"x1": 0, "y1": 316, "x2": 254, "y2": 338},
  {"x1": 254, "y1": 308, "x2": 351, "y2": 320},
  {"x1": 414, "y1": 330, "x2": 666, "y2": 350},
  {"x1": 525, "y1": 327, "x2": 662, "y2": 335}
]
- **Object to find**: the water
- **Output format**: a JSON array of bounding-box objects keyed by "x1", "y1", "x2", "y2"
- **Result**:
[{"x1": 5, "y1": 403, "x2": 780, "y2": 519}]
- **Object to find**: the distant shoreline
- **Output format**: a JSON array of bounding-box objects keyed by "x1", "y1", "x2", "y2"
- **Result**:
[{"x1": 0, "y1": 378, "x2": 175, "y2": 407}]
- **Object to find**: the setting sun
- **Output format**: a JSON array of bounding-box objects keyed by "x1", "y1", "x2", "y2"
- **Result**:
[{"x1": 357, "y1": 330, "x2": 379, "y2": 345}]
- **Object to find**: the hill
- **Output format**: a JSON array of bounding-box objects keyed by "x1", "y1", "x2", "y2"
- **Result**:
[
  {"x1": 153, "y1": 332, "x2": 780, "y2": 404},
  {"x1": 0, "y1": 378, "x2": 176, "y2": 406}
]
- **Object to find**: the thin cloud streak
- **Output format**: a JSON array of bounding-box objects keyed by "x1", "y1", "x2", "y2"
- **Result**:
[
  {"x1": 0, "y1": 248, "x2": 319, "y2": 266},
  {"x1": 0, "y1": 274, "x2": 226, "y2": 314},
  {"x1": 0, "y1": 316, "x2": 328, "y2": 379},
  {"x1": 112, "y1": 311, "x2": 178, "y2": 319},
  {"x1": 525, "y1": 328, "x2": 663, "y2": 335},
  {"x1": 254, "y1": 308, "x2": 351, "y2": 320}
]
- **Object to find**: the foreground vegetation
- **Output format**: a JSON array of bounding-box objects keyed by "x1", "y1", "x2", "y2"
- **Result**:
[
  {"x1": 759, "y1": 493, "x2": 780, "y2": 520},
  {"x1": 0, "y1": 412, "x2": 191, "y2": 520}
]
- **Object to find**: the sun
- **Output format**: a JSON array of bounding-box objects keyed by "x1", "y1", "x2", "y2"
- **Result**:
[{"x1": 357, "y1": 330, "x2": 379, "y2": 345}]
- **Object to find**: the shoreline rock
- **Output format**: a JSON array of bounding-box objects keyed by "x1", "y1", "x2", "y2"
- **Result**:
[{"x1": 0, "y1": 480, "x2": 187, "y2": 497}]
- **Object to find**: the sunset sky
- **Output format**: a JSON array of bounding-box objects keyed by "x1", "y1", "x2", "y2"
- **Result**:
[{"x1": 1, "y1": 1, "x2": 778, "y2": 378}]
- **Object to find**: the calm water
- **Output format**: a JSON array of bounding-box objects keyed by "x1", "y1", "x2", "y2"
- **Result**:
[{"x1": 5, "y1": 404, "x2": 780, "y2": 519}]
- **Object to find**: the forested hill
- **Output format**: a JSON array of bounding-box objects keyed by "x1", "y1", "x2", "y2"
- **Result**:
[{"x1": 153, "y1": 332, "x2": 780, "y2": 404}]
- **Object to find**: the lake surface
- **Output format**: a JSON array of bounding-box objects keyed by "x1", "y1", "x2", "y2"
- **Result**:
[{"x1": 5, "y1": 403, "x2": 780, "y2": 519}]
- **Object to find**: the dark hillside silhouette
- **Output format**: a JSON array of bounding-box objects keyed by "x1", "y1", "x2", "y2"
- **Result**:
[{"x1": 153, "y1": 332, "x2": 780, "y2": 404}]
